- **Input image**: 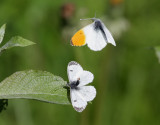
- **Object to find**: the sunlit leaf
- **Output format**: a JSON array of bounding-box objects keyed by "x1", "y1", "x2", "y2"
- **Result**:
[
  {"x1": 155, "y1": 46, "x2": 160, "y2": 63},
  {"x1": 0, "y1": 36, "x2": 35, "y2": 53},
  {"x1": 0, "y1": 70, "x2": 70, "y2": 105},
  {"x1": 0, "y1": 24, "x2": 6, "y2": 44}
]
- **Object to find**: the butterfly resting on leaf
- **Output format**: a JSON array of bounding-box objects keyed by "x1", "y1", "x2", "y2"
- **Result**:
[{"x1": 67, "y1": 61, "x2": 96, "y2": 112}]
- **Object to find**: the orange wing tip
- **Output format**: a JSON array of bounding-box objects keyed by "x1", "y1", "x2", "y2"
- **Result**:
[
  {"x1": 70, "y1": 39, "x2": 80, "y2": 46},
  {"x1": 71, "y1": 29, "x2": 86, "y2": 46},
  {"x1": 70, "y1": 40, "x2": 83, "y2": 47}
]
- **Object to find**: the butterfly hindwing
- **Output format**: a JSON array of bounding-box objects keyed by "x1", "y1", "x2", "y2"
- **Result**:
[
  {"x1": 78, "y1": 86, "x2": 96, "y2": 102},
  {"x1": 70, "y1": 89, "x2": 87, "y2": 112},
  {"x1": 101, "y1": 21, "x2": 116, "y2": 46}
]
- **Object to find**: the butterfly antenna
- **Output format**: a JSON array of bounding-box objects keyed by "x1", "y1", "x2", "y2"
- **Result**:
[{"x1": 80, "y1": 17, "x2": 97, "y2": 22}]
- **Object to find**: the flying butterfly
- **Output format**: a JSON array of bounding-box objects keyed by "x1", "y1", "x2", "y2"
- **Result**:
[{"x1": 71, "y1": 18, "x2": 116, "y2": 51}]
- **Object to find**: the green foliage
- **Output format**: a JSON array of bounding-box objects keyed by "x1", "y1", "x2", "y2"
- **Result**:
[
  {"x1": 0, "y1": 23, "x2": 36, "y2": 113},
  {"x1": 0, "y1": 36, "x2": 35, "y2": 54},
  {"x1": 0, "y1": 70, "x2": 70, "y2": 105},
  {"x1": 0, "y1": 23, "x2": 35, "y2": 54}
]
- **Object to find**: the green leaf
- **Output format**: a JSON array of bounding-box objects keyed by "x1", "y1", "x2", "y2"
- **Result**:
[
  {"x1": 155, "y1": 46, "x2": 160, "y2": 63},
  {"x1": 0, "y1": 36, "x2": 35, "y2": 53},
  {"x1": 0, "y1": 24, "x2": 6, "y2": 44},
  {"x1": 0, "y1": 70, "x2": 70, "y2": 105}
]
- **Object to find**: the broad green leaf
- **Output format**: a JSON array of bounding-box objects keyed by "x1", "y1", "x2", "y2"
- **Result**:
[
  {"x1": 155, "y1": 46, "x2": 160, "y2": 63},
  {"x1": 0, "y1": 36, "x2": 35, "y2": 52},
  {"x1": 0, "y1": 70, "x2": 70, "y2": 105},
  {"x1": 0, "y1": 24, "x2": 6, "y2": 44}
]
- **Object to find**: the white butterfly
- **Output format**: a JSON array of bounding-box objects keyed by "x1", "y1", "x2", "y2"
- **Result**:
[
  {"x1": 67, "y1": 61, "x2": 96, "y2": 112},
  {"x1": 71, "y1": 18, "x2": 116, "y2": 51}
]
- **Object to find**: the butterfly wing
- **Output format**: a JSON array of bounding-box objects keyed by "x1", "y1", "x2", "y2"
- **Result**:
[
  {"x1": 71, "y1": 29, "x2": 87, "y2": 46},
  {"x1": 78, "y1": 86, "x2": 96, "y2": 102},
  {"x1": 78, "y1": 71, "x2": 94, "y2": 87},
  {"x1": 70, "y1": 89, "x2": 87, "y2": 112},
  {"x1": 83, "y1": 23, "x2": 107, "y2": 51},
  {"x1": 101, "y1": 21, "x2": 116, "y2": 46},
  {"x1": 70, "y1": 86, "x2": 96, "y2": 112},
  {"x1": 67, "y1": 61, "x2": 83, "y2": 82}
]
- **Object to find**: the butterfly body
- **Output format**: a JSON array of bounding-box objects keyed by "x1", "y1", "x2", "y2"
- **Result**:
[{"x1": 69, "y1": 80, "x2": 80, "y2": 89}]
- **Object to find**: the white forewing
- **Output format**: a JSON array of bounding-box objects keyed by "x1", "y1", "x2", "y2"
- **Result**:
[
  {"x1": 83, "y1": 23, "x2": 107, "y2": 51},
  {"x1": 78, "y1": 86, "x2": 96, "y2": 101},
  {"x1": 70, "y1": 89, "x2": 87, "y2": 112},
  {"x1": 67, "y1": 61, "x2": 83, "y2": 82},
  {"x1": 101, "y1": 22, "x2": 116, "y2": 46},
  {"x1": 78, "y1": 71, "x2": 94, "y2": 87}
]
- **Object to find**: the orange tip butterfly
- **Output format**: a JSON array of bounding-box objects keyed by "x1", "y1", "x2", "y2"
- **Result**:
[{"x1": 71, "y1": 18, "x2": 116, "y2": 51}]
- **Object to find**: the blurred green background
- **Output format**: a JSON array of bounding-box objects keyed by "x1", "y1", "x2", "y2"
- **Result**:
[{"x1": 0, "y1": 0, "x2": 160, "y2": 125}]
